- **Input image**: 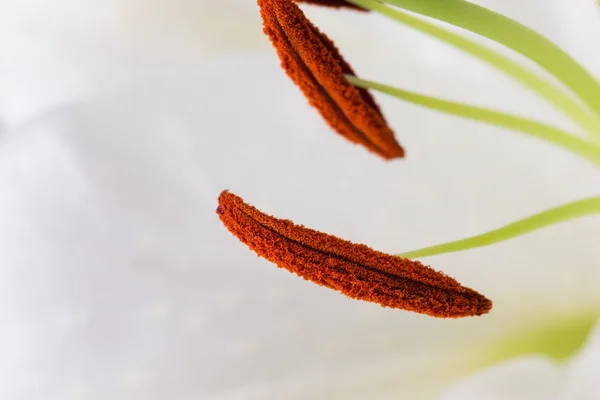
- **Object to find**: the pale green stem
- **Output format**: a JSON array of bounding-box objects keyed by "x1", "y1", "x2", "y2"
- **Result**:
[
  {"x1": 346, "y1": 0, "x2": 600, "y2": 138},
  {"x1": 371, "y1": 0, "x2": 600, "y2": 139},
  {"x1": 398, "y1": 197, "x2": 600, "y2": 259},
  {"x1": 347, "y1": 75, "x2": 600, "y2": 168}
]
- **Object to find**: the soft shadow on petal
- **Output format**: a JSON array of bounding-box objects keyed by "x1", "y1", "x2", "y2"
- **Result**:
[
  {"x1": 441, "y1": 321, "x2": 600, "y2": 400},
  {"x1": 440, "y1": 357, "x2": 564, "y2": 400},
  {"x1": 563, "y1": 322, "x2": 600, "y2": 399},
  {"x1": 0, "y1": 0, "x2": 267, "y2": 127}
]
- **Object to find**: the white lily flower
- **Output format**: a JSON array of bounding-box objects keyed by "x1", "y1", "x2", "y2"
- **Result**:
[{"x1": 1, "y1": 0, "x2": 599, "y2": 399}]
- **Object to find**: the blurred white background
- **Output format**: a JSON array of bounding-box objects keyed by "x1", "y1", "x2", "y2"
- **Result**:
[{"x1": 1, "y1": 1, "x2": 599, "y2": 399}]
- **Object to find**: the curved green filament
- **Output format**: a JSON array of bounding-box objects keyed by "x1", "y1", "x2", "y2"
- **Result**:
[
  {"x1": 346, "y1": 0, "x2": 600, "y2": 138},
  {"x1": 346, "y1": 75, "x2": 600, "y2": 168},
  {"x1": 398, "y1": 197, "x2": 600, "y2": 259},
  {"x1": 374, "y1": 0, "x2": 600, "y2": 138}
]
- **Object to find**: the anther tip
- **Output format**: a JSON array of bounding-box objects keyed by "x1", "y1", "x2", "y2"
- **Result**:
[
  {"x1": 385, "y1": 147, "x2": 405, "y2": 160},
  {"x1": 479, "y1": 296, "x2": 494, "y2": 315},
  {"x1": 217, "y1": 190, "x2": 232, "y2": 214}
]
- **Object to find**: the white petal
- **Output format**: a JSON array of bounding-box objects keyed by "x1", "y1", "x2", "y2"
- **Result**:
[
  {"x1": 0, "y1": 54, "x2": 598, "y2": 399},
  {"x1": 0, "y1": 0, "x2": 267, "y2": 126},
  {"x1": 440, "y1": 321, "x2": 600, "y2": 400},
  {"x1": 563, "y1": 323, "x2": 600, "y2": 399},
  {"x1": 440, "y1": 357, "x2": 564, "y2": 400}
]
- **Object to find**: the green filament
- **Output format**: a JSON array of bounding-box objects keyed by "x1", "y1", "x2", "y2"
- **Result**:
[
  {"x1": 341, "y1": 0, "x2": 600, "y2": 259},
  {"x1": 399, "y1": 197, "x2": 600, "y2": 259},
  {"x1": 346, "y1": 0, "x2": 600, "y2": 138},
  {"x1": 376, "y1": 0, "x2": 600, "y2": 138},
  {"x1": 346, "y1": 75, "x2": 600, "y2": 167}
]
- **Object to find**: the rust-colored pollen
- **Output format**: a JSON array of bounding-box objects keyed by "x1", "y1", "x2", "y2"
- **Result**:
[
  {"x1": 295, "y1": 0, "x2": 366, "y2": 11},
  {"x1": 258, "y1": 0, "x2": 404, "y2": 160},
  {"x1": 217, "y1": 191, "x2": 492, "y2": 318}
]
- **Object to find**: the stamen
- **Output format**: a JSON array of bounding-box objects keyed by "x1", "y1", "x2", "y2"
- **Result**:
[
  {"x1": 348, "y1": 0, "x2": 600, "y2": 139},
  {"x1": 217, "y1": 190, "x2": 492, "y2": 318},
  {"x1": 258, "y1": 0, "x2": 404, "y2": 160}
]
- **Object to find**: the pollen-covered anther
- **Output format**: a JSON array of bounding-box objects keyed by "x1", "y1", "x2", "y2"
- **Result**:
[
  {"x1": 258, "y1": 0, "x2": 404, "y2": 160},
  {"x1": 217, "y1": 190, "x2": 493, "y2": 318}
]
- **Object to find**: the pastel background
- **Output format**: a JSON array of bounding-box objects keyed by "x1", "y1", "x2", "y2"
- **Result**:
[{"x1": 1, "y1": 1, "x2": 599, "y2": 399}]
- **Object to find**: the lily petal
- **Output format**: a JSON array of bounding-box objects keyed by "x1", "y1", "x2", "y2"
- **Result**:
[
  {"x1": 440, "y1": 358, "x2": 564, "y2": 400},
  {"x1": 440, "y1": 321, "x2": 600, "y2": 400},
  {"x1": 1, "y1": 53, "x2": 599, "y2": 399},
  {"x1": 563, "y1": 322, "x2": 600, "y2": 399}
]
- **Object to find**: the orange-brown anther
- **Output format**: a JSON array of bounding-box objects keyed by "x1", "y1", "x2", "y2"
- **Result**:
[
  {"x1": 295, "y1": 0, "x2": 366, "y2": 11},
  {"x1": 217, "y1": 191, "x2": 492, "y2": 318},
  {"x1": 258, "y1": 0, "x2": 404, "y2": 160}
]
